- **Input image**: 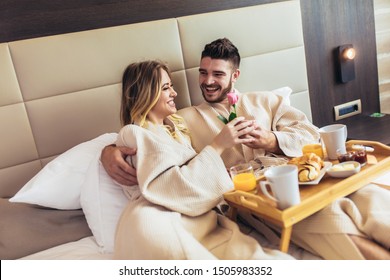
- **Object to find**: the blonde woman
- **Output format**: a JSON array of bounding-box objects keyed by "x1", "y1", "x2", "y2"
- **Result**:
[{"x1": 113, "y1": 60, "x2": 292, "y2": 260}]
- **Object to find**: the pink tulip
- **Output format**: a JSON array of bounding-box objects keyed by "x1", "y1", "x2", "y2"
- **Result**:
[
  {"x1": 227, "y1": 92, "x2": 239, "y2": 105},
  {"x1": 216, "y1": 91, "x2": 239, "y2": 124}
]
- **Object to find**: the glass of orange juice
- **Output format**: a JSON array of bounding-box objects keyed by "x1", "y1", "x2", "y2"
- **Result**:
[
  {"x1": 302, "y1": 143, "x2": 324, "y2": 159},
  {"x1": 229, "y1": 163, "x2": 257, "y2": 192}
]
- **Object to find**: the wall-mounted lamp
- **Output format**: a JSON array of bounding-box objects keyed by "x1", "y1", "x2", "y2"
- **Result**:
[{"x1": 337, "y1": 44, "x2": 356, "y2": 83}]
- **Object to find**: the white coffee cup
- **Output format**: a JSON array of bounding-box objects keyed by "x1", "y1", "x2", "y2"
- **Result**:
[
  {"x1": 319, "y1": 124, "x2": 347, "y2": 160},
  {"x1": 259, "y1": 165, "x2": 300, "y2": 210}
]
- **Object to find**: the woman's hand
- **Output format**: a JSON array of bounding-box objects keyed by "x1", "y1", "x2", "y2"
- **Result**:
[
  {"x1": 211, "y1": 117, "x2": 256, "y2": 154},
  {"x1": 101, "y1": 144, "x2": 138, "y2": 185}
]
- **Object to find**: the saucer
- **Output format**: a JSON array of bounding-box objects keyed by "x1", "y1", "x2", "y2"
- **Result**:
[{"x1": 326, "y1": 161, "x2": 360, "y2": 178}]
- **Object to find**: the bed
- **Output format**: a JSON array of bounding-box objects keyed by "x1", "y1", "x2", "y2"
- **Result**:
[{"x1": 0, "y1": 0, "x2": 320, "y2": 260}]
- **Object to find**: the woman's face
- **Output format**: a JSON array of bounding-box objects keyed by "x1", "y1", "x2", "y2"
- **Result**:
[{"x1": 148, "y1": 69, "x2": 177, "y2": 124}]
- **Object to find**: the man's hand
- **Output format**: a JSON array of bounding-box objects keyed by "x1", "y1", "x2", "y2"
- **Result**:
[
  {"x1": 242, "y1": 123, "x2": 282, "y2": 153},
  {"x1": 211, "y1": 117, "x2": 256, "y2": 154},
  {"x1": 101, "y1": 144, "x2": 138, "y2": 186}
]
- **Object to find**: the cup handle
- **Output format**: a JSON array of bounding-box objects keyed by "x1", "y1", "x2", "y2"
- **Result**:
[
  {"x1": 259, "y1": 181, "x2": 278, "y2": 202},
  {"x1": 344, "y1": 126, "x2": 348, "y2": 141}
]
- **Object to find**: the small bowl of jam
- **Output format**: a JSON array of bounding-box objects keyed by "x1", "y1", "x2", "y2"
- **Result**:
[
  {"x1": 353, "y1": 149, "x2": 367, "y2": 166},
  {"x1": 337, "y1": 148, "x2": 367, "y2": 166}
]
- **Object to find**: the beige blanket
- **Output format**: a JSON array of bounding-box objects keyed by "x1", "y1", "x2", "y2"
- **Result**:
[
  {"x1": 0, "y1": 198, "x2": 91, "y2": 259},
  {"x1": 290, "y1": 184, "x2": 390, "y2": 259}
]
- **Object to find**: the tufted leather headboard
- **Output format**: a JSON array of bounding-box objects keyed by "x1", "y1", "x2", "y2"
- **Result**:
[{"x1": 0, "y1": 0, "x2": 310, "y2": 197}]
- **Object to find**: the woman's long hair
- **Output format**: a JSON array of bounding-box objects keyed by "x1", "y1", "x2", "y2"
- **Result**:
[{"x1": 120, "y1": 60, "x2": 190, "y2": 139}]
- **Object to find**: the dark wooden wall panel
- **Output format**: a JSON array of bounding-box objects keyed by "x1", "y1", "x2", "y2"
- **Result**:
[
  {"x1": 301, "y1": 0, "x2": 380, "y2": 126},
  {"x1": 0, "y1": 0, "x2": 281, "y2": 42}
]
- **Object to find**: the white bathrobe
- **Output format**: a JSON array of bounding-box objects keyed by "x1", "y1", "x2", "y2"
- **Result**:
[
  {"x1": 114, "y1": 121, "x2": 293, "y2": 260},
  {"x1": 178, "y1": 90, "x2": 320, "y2": 168}
]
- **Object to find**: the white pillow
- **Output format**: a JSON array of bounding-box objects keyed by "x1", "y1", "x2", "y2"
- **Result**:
[
  {"x1": 9, "y1": 133, "x2": 118, "y2": 210},
  {"x1": 80, "y1": 154, "x2": 128, "y2": 253},
  {"x1": 272, "y1": 86, "x2": 292, "y2": 105}
]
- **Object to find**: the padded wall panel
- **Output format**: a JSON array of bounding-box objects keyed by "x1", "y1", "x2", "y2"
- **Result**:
[
  {"x1": 178, "y1": 1, "x2": 304, "y2": 68},
  {"x1": 290, "y1": 91, "x2": 312, "y2": 122},
  {"x1": 170, "y1": 70, "x2": 191, "y2": 110},
  {"x1": 1, "y1": 1, "x2": 312, "y2": 196},
  {"x1": 0, "y1": 104, "x2": 38, "y2": 168},
  {"x1": 184, "y1": 68, "x2": 203, "y2": 106},
  {"x1": 0, "y1": 161, "x2": 42, "y2": 198},
  {"x1": 178, "y1": 1, "x2": 311, "y2": 119},
  {"x1": 40, "y1": 156, "x2": 57, "y2": 168},
  {"x1": 236, "y1": 47, "x2": 308, "y2": 94},
  {"x1": 0, "y1": 44, "x2": 23, "y2": 106},
  {"x1": 25, "y1": 85, "x2": 121, "y2": 158},
  {"x1": 9, "y1": 19, "x2": 184, "y2": 101}
]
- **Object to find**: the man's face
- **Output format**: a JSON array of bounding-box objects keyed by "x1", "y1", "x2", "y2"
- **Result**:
[{"x1": 198, "y1": 57, "x2": 240, "y2": 103}]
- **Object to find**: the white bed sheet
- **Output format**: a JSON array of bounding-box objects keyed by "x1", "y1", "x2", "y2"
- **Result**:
[
  {"x1": 21, "y1": 236, "x2": 113, "y2": 260},
  {"x1": 21, "y1": 231, "x2": 321, "y2": 260}
]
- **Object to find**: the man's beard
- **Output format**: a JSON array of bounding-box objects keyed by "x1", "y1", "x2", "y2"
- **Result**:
[{"x1": 200, "y1": 79, "x2": 234, "y2": 104}]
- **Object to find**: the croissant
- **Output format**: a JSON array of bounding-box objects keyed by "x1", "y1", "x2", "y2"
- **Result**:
[
  {"x1": 288, "y1": 153, "x2": 324, "y2": 182},
  {"x1": 298, "y1": 164, "x2": 319, "y2": 182}
]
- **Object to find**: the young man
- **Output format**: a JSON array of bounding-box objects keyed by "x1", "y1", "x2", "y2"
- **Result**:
[{"x1": 102, "y1": 38, "x2": 390, "y2": 260}]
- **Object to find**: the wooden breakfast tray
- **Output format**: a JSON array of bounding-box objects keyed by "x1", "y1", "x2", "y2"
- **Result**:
[{"x1": 223, "y1": 140, "x2": 390, "y2": 253}]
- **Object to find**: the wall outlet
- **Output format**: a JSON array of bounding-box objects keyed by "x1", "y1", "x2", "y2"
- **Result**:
[{"x1": 334, "y1": 99, "x2": 362, "y2": 120}]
